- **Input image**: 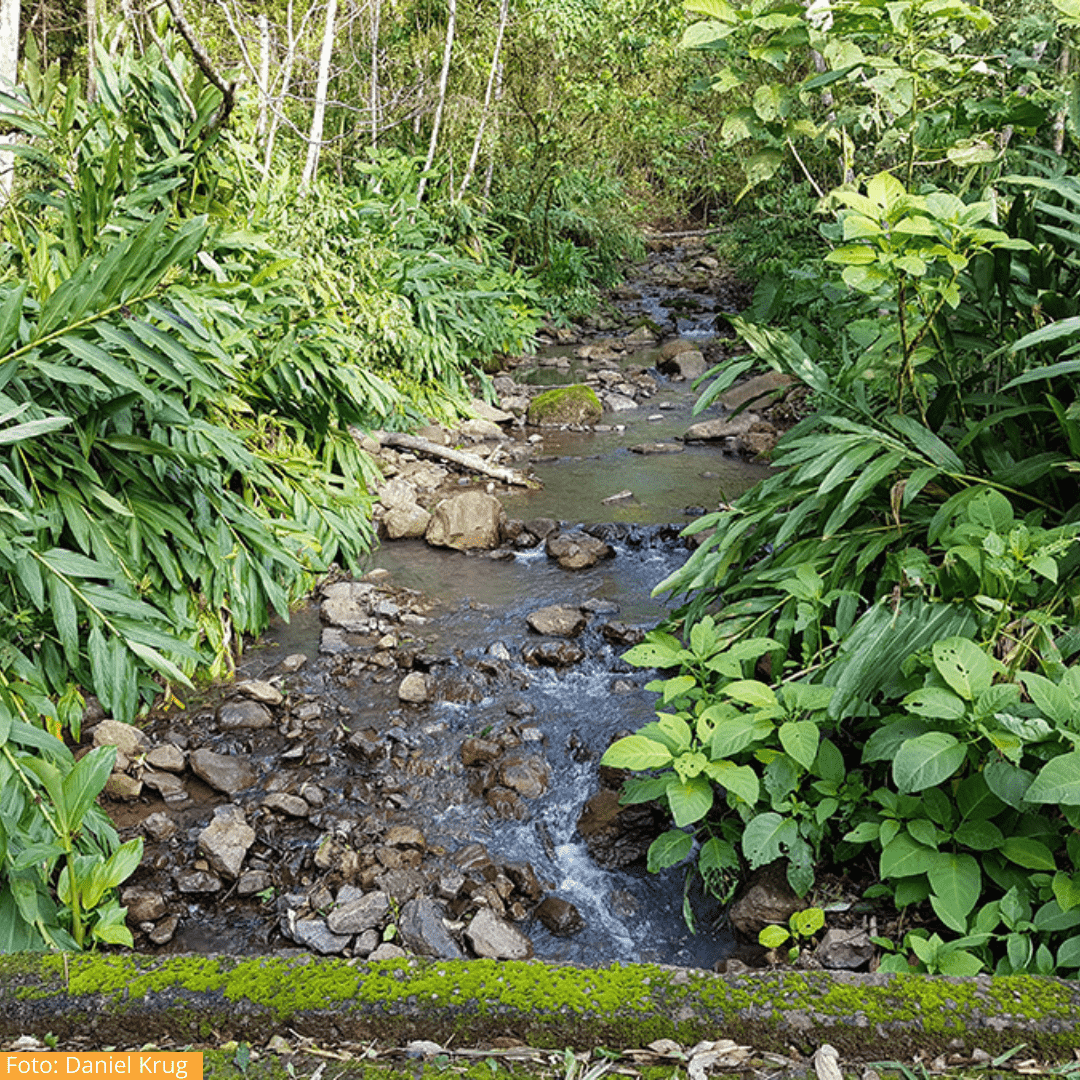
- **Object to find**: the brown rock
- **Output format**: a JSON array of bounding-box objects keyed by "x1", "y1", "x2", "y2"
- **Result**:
[
  {"x1": 720, "y1": 371, "x2": 796, "y2": 411},
  {"x1": 146, "y1": 744, "x2": 186, "y2": 772},
  {"x1": 545, "y1": 531, "x2": 613, "y2": 570},
  {"x1": 218, "y1": 699, "x2": 274, "y2": 731},
  {"x1": 92, "y1": 719, "x2": 149, "y2": 758},
  {"x1": 104, "y1": 773, "x2": 143, "y2": 801},
  {"x1": 189, "y1": 749, "x2": 256, "y2": 795},
  {"x1": 535, "y1": 897, "x2": 585, "y2": 936},
  {"x1": 425, "y1": 492, "x2": 505, "y2": 551},
  {"x1": 465, "y1": 908, "x2": 533, "y2": 959},
  {"x1": 526, "y1": 605, "x2": 587, "y2": 637},
  {"x1": 499, "y1": 753, "x2": 550, "y2": 798},
  {"x1": 728, "y1": 862, "x2": 805, "y2": 938}
]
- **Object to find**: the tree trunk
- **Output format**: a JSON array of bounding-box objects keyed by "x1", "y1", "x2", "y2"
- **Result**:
[
  {"x1": 481, "y1": 58, "x2": 503, "y2": 200},
  {"x1": 256, "y1": 12, "x2": 269, "y2": 139},
  {"x1": 1055, "y1": 48, "x2": 1071, "y2": 156},
  {"x1": 0, "y1": 0, "x2": 19, "y2": 205},
  {"x1": 369, "y1": 0, "x2": 380, "y2": 148},
  {"x1": 416, "y1": 0, "x2": 455, "y2": 205},
  {"x1": 86, "y1": 0, "x2": 96, "y2": 101},
  {"x1": 300, "y1": 0, "x2": 338, "y2": 195},
  {"x1": 262, "y1": 0, "x2": 298, "y2": 176},
  {"x1": 457, "y1": 0, "x2": 509, "y2": 201}
]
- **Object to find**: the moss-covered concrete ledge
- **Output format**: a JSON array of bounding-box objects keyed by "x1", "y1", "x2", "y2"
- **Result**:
[{"x1": 3, "y1": 954, "x2": 1080, "y2": 1059}]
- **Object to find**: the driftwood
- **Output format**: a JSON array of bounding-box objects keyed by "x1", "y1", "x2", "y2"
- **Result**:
[{"x1": 378, "y1": 431, "x2": 540, "y2": 489}]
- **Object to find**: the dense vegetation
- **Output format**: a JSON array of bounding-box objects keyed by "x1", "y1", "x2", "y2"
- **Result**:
[
  {"x1": 4, "y1": 0, "x2": 1080, "y2": 976},
  {"x1": 603, "y1": 0, "x2": 1080, "y2": 976},
  {"x1": 0, "y1": 0, "x2": 697, "y2": 950}
]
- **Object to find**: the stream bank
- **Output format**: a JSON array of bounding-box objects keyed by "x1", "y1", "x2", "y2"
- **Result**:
[{"x1": 90, "y1": 243, "x2": 807, "y2": 971}]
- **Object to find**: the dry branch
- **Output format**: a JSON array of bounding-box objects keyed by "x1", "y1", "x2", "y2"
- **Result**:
[{"x1": 377, "y1": 431, "x2": 539, "y2": 489}]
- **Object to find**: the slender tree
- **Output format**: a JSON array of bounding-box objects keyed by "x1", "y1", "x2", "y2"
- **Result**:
[
  {"x1": 416, "y1": 0, "x2": 455, "y2": 204},
  {"x1": 301, "y1": 0, "x2": 338, "y2": 194},
  {"x1": 0, "y1": 0, "x2": 18, "y2": 204},
  {"x1": 457, "y1": 0, "x2": 509, "y2": 201}
]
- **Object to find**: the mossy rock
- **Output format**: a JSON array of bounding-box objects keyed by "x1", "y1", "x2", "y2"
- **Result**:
[
  {"x1": 527, "y1": 385, "x2": 602, "y2": 426},
  {"x1": 5, "y1": 954, "x2": 1080, "y2": 1060}
]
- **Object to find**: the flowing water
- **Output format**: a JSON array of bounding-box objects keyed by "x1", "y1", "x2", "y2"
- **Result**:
[{"x1": 131, "y1": 247, "x2": 772, "y2": 968}]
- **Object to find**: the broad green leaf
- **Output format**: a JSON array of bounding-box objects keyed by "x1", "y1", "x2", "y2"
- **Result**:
[
  {"x1": 928, "y1": 851, "x2": 980, "y2": 926},
  {"x1": 880, "y1": 832, "x2": 934, "y2": 879},
  {"x1": 1001, "y1": 836, "x2": 1056, "y2": 871},
  {"x1": 601, "y1": 735, "x2": 673, "y2": 771},
  {"x1": 723, "y1": 680, "x2": 777, "y2": 707},
  {"x1": 759, "y1": 924, "x2": 790, "y2": 948},
  {"x1": 1054, "y1": 872, "x2": 1080, "y2": 913},
  {"x1": 932, "y1": 637, "x2": 994, "y2": 701},
  {"x1": 902, "y1": 687, "x2": 966, "y2": 720},
  {"x1": 705, "y1": 760, "x2": 760, "y2": 805},
  {"x1": 711, "y1": 715, "x2": 773, "y2": 758},
  {"x1": 936, "y1": 949, "x2": 984, "y2": 976},
  {"x1": 1026, "y1": 752, "x2": 1080, "y2": 805},
  {"x1": 666, "y1": 774, "x2": 714, "y2": 827},
  {"x1": 778, "y1": 720, "x2": 819, "y2": 771},
  {"x1": 893, "y1": 732, "x2": 967, "y2": 792},
  {"x1": 61, "y1": 746, "x2": 115, "y2": 833},
  {"x1": 646, "y1": 829, "x2": 693, "y2": 872},
  {"x1": 954, "y1": 819, "x2": 1003, "y2": 850},
  {"x1": 742, "y1": 811, "x2": 798, "y2": 868}
]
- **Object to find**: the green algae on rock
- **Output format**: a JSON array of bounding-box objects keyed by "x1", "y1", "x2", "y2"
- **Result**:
[
  {"x1": 5, "y1": 954, "x2": 1080, "y2": 1058},
  {"x1": 526, "y1": 386, "x2": 603, "y2": 426}
]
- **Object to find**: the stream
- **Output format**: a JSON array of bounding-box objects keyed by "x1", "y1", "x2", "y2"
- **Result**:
[{"x1": 112, "y1": 244, "x2": 777, "y2": 970}]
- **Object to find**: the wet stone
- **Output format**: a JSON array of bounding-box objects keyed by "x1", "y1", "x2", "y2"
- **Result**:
[
  {"x1": 218, "y1": 699, "x2": 274, "y2": 730},
  {"x1": 92, "y1": 719, "x2": 149, "y2": 758},
  {"x1": 535, "y1": 896, "x2": 585, "y2": 936},
  {"x1": 237, "y1": 869, "x2": 273, "y2": 897},
  {"x1": 522, "y1": 641, "x2": 586, "y2": 668},
  {"x1": 327, "y1": 891, "x2": 390, "y2": 935},
  {"x1": 375, "y1": 867, "x2": 426, "y2": 902},
  {"x1": 526, "y1": 604, "x2": 587, "y2": 637},
  {"x1": 146, "y1": 744, "x2": 186, "y2": 772},
  {"x1": 263, "y1": 793, "x2": 309, "y2": 817},
  {"x1": 400, "y1": 896, "x2": 465, "y2": 959},
  {"x1": 505, "y1": 862, "x2": 544, "y2": 901},
  {"x1": 104, "y1": 773, "x2": 143, "y2": 801},
  {"x1": 398, "y1": 672, "x2": 429, "y2": 703},
  {"x1": 236, "y1": 679, "x2": 285, "y2": 706},
  {"x1": 197, "y1": 804, "x2": 256, "y2": 880},
  {"x1": 347, "y1": 728, "x2": 387, "y2": 763},
  {"x1": 121, "y1": 886, "x2": 168, "y2": 923},
  {"x1": 189, "y1": 748, "x2": 256, "y2": 796},
  {"x1": 545, "y1": 531, "x2": 614, "y2": 570},
  {"x1": 499, "y1": 754, "x2": 550, "y2": 799},
  {"x1": 321, "y1": 581, "x2": 377, "y2": 632},
  {"x1": 436, "y1": 870, "x2": 466, "y2": 900},
  {"x1": 141, "y1": 769, "x2": 188, "y2": 805},
  {"x1": 292, "y1": 917, "x2": 352, "y2": 955},
  {"x1": 280, "y1": 653, "x2": 308, "y2": 673},
  {"x1": 385, "y1": 825, "x2": 425, "y2": 849},
  {"x1": 628, "y1": 442, "x2": 684, "y2": 455},
  {"x1": 175, "y1": 868, "x2": 223, "y2": 894},
  {"x1": 601, "y1": 622, "x2": 646, "y2": 647},
  {"x1": 294, "y1": 701, "x2": 322, "y2": 723},
  {"x1": 485, "y1": 787, "x2": 528, "y2": 819},
  {"x1": 461, "y1": 737, "x2": 502, "y2": 767},
  {"x1": 465, "y1": 907, "x2": 533, "y2": 960},
  {"x1": 143, "y1": 811, "x2": 178, "y2": 842},
  {"x1": 147, "y1": 914, "x2": 179, "y2": 945}
]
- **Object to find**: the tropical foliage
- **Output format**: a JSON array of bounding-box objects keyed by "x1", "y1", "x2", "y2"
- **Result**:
[{"x1": 603, "y1": 0, "x2": 1080, "y2": 976}]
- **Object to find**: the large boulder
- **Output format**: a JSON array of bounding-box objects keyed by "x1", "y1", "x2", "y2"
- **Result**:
[
  {"x1": 526, "y1": 385, "x2": 603, "y2": 426},
  {"x1": 526, "y1": 604, "x2": 587, "y2": 637},
  {"x1": 658, "y1": 350, "x2": 707, "y2": 380},
  {"x1": 425, "y1": 492, "x2": 505, "y2": 550}
]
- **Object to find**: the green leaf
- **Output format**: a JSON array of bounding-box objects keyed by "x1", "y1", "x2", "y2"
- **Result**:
[
  {"x1": 932, "y1": 637, "x2": 994, "y2": 701},
  {"x1": 790, "y1": 907, "x2": 825, "y2": 937},
  {"x1": 1026, "y1": 752, "x2": 1080, "y2": 805},
  {"x1": 936, "y1": 948, "x2": 984, "y2": 976},
  {"x1": 880, "y1": 833, "x2": 935, "y2": 879},
  {"x1": 759, "y1": 924, "x2": 790, "y2": 948},
  {"x1": 646, "y1": 829, "x2": 693, "y2": 872},
  {"x1": 711, "y1": 715, "x2": 773, "y2": 758},
  {"x1": 1054, "y1": 872, "x2": 1080, "y2": 913},
  {"x1": 666, "y1": 774, "x2": 714, "y2": 827},
  {"x1": 778, "y1": 720, "x2": 819, "y2": 771},
  {"x1": 742, "y1": 812, "x2": 798, "y2": 868},
  {"x1": 928, "y1": 852, "x2": 980, "y2": 931},
  {"x1": 1001, "y1": 836, "x2": 1056, "y2": 871},
  {"x1": 723, "y1": 680, "x2": 777, "y2": 707},
  {"x1": 705, "y1": 760, "x2": 760, "y2": 806},
  {"x1": 601, "y1": 735, "x2": 673, "y2": 771},
  {"x1": 893, "y1": 732, "x2": 967, "y2": 793},
  {"x1": 61, "y1": 746, "x2": 115, "y2": 833},
  {"x1": 902, "y1": 687, "x2": 966, "y2": 721},
  {"x1": 954, "y1": 819, "x2": 1003, "y2": 850}
]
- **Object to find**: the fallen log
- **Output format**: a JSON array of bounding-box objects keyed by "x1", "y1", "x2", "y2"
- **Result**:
[{"x1": 378, "y1": 430, "x2": 540, "y2": 489}]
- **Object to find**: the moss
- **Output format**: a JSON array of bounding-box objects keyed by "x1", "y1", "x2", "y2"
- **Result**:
[
  {"x1": 5, "y1": 954, "x2": 1080, "y2": 1059},
  {"x1": 526, "y1": 385, "x2": 602, "y2": 426}
]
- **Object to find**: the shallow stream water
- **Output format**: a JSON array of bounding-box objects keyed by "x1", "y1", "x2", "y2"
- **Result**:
[{"x1": 126, "y1": 247, "x2": 772, "y2": 968}]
